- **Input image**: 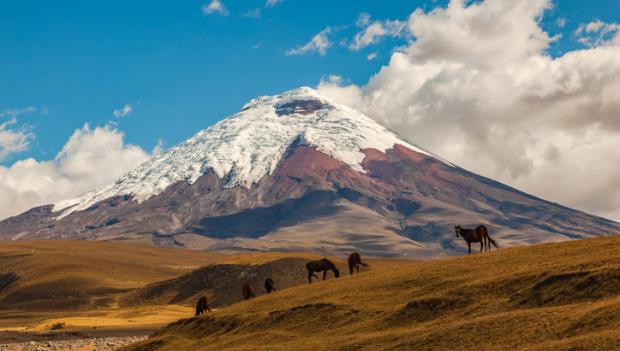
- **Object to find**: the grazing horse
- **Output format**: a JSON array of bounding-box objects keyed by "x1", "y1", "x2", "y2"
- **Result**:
[
  {"x1": 195, "y1": 296, "x2": 211, "y2": 316},
  {"x1": 242, "y1": 283, "x2": 255, "y2": 300},
  {"x1": 455, "y1": 225, "x2": 499, "y2": 255},
  {"x1": 348, "y1": 252, "x2": 369, "y2": 275},
  {"x1": 264, "y1": 278, "x2": 276, "y2": 294},
  {"x1": 306, "y1": 258, "x2": 340, "y2": 283}
]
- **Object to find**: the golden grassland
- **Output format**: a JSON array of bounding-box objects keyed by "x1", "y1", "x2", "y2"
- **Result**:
[
  {"x1": 125, "y1": 235, "x2": 620, "y2": 351},
  {"x1": 0, "y1": 240, "x2": 224, "y2": 334},
  {"x1": 4, "y1": 237, "x2": 620, "y2": 350},
  {"x1": 0, "y1": 241, "x2": 334, "y2": 335}
]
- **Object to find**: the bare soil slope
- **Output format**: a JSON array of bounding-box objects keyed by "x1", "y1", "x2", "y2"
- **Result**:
[{"x1": 127, "y1": 234, "x2": 620, "y2": 351}]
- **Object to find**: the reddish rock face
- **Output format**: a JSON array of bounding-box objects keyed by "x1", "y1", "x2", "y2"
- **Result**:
[
  {"x1": 393, "y1": 144, "x2": 427, "y2": 163},
  {"x1": 0, "y1": 142, "x2": 618, "y2": 258},
  {"x1": 362, "y1": 148, "x2": 399, "y2": 184},
  {"x1": 275, "y1": 146, "x2": 353, "y2": 179}
]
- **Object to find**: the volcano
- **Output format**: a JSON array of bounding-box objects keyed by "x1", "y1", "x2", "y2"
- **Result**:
[{"x1": 1, "y1": 87, "x2": 618, "y2": 258}]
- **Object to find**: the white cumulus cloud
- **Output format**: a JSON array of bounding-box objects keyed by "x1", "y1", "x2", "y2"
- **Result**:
[
  {"x1": 356, "y1": 13, "x2": 371, "y2": 27},
  {"x1": 112, "y1": 103, "x2": 133, "y2": 118},
  {"x1": 0, "y1": 118, "x2": 34, "y2": 161},
  {"x1": 286, "y1": 27, "x2": 333, "y2": 56},
  {"x1": 243, "y1": 8, "x2": 261, "y2": 18},
  {"x1": 349, "y1": 16, "x2": 407, "y2": 51},
  {"x1": 265, "y1": 0, "x2": 283, "y2": 7},
  {"x1": 576, "y1": 20, "x2": 620, "y2": 47},
  {"x1": 319, "y1": 0, "x2": 620, "y2": 220},
  {"x1": 0, "y1": 124, "x2": 153, "y2": 220},
  {"x1": 0, "y1": 107, "x2": 37, "y2": 119},
  {"x1": 202, "y1": 0, "x2": 228, "y2": 16}
]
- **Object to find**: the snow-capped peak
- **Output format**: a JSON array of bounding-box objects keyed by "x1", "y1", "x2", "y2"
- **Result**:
[{"x1": 54, "y1": 87, "x2": 445, "y2": 217}]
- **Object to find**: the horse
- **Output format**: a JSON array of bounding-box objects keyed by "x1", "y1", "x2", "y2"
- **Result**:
[
  {"x1": 455, "y1": 225, "x2": 499, "y2": 254},
  {"x1": 348, "y1": 252, "x2": 369, "y2": 275},
  {"x1": 242, "y1": 283, "x2": 255, "y2": 300},
  {"x1": 306, "y1": 258, "x2": 340, "y2": 283},
  {"x1": 264, "y1": 278, "x2": 276, "y2": 294},
  {"x1": 195, "y1": 296, "x2": 211, "y2": 316}
]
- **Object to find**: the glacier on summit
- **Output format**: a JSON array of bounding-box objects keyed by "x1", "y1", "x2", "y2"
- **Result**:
[{"x1": 54, "y1": 87, "x2": 446, "y2": 217}]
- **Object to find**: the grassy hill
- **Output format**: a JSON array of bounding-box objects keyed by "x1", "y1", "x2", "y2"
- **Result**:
[
  {"x1": 0, "y1": 241, "x2": 227, "y2": 337},
  {"x1": 0, "y1": 241, "x2": 331, "y2": 337},
  {"x1": 126, "y1": 235, "x2": 620, "y2": 351},
  {"x1": 0, "y1": 240, "x2": 226, "y2": 311}
]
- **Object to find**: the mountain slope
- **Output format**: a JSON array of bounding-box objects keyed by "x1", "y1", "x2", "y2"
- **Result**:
[
  {"x1": 0, "y1": 87, "x2": 618, "y2": 257},
  {"x1": 125, "y1": 235, "x2": 620, "y2": 351}
]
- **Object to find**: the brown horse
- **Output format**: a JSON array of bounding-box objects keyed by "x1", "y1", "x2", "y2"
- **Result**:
[
  {"x1": 306, "y1": 258, "x2": 340, "y2": 283},
  {"x1": 242, "y1": 283, "x2": 255, "y2": 300},
  {"x1": 455, "y1": 225, "x2": 499, "y2": 254},
  {"x1": 264, "y1": 278, "x2": 276, "y2": 293},
  {"x1": 195, "y1": 296, "x2": 211, "y2": 316},
  {"x1": 348, "y1": 252, "x2": 369, "y2": 275}
]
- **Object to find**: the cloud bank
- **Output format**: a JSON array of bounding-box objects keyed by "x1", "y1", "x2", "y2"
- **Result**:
[
  {"x1": 0, "y1": 125, "x2": 152, "y2": 220},
  {"x1": 319, "y1": 0, "x2": 620, "y2": 220}
]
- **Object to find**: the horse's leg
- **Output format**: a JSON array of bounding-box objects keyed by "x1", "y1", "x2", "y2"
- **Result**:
[
  {"x1": 480, "y1": 240, "x2": 483, "y2": 253},
  {"x1": 468, "y1": 242, "x2": 471, "y2": 255},
  {"x1": 308, "y1": 272, "x2": 313, "y2": 283},
  {"x1": 356, "y1": 264, "x2": 360, "y2": 274},
  {"x1": 323, "y1": 270, "x2": 327, "y2": 280}
]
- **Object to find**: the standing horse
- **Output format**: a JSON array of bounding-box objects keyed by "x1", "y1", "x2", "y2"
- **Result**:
[
  {"x1": 195, "y1": 296, "x2": 211, "y2": 316},
  {"x1": 455, "y1": 225, "x2": 499, "y2": 254},
  {"x1": 242, "y1": 283, "x2": 255, "y2": 300},
  {"x1": 264, "y1": 278, "x2": 276, "y2": 294},
  {"x1": 348, "y1": 252, "x2": 369, "y2": 275},
  {"x1": 306, "y1": 258, "x2": 340, "y2": 283}
]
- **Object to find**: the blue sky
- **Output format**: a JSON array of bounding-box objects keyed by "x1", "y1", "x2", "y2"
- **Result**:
[{"x1": 0, "y1": 0, "x2": 618, "y2": 165}]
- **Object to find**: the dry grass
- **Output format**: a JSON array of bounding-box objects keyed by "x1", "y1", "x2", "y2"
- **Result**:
[
  {"x1": 0, "y1": 240, "x2": 227, "y2": 335},
  {"x1": 0, "y1": 241, "x2": 348, "y2": 335},
  {"x1": 0, "y1": 240, "x2": 226, "y2": 311},
  {"x1": 126, "y1": 235, "x2": 620, "y2": 351},
  {"x1": 29, "y1": 305, "x2": 193, "y2": 332}
]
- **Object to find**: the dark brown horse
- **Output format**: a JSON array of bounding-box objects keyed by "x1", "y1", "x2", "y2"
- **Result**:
[
  {"x1": 242, "y1": 283, "x2": 255, "y2": 300},
  {"x1": 306, "y1": 258, "x2": 340, "y2": 283},
  {"x1": 348, "y1": 252, "x2": 369, "y2": 275},
  {"x1": 455, "y1": 225, "x2": 499, "y2": 254},
  {"x1": 264, "y1": 278, "x2": 276, "y2": 293},
  {"x1": 195, "y1": 296, "x2": 211, "y2": 316}
]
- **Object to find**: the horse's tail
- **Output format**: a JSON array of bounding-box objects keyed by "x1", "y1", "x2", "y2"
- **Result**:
[
  {"x1": 488, "y1": 236, "x2": 499, "y2": 249},
  {"x1": 478, "y1": 225, "x2": 499, "y2": 249}
]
